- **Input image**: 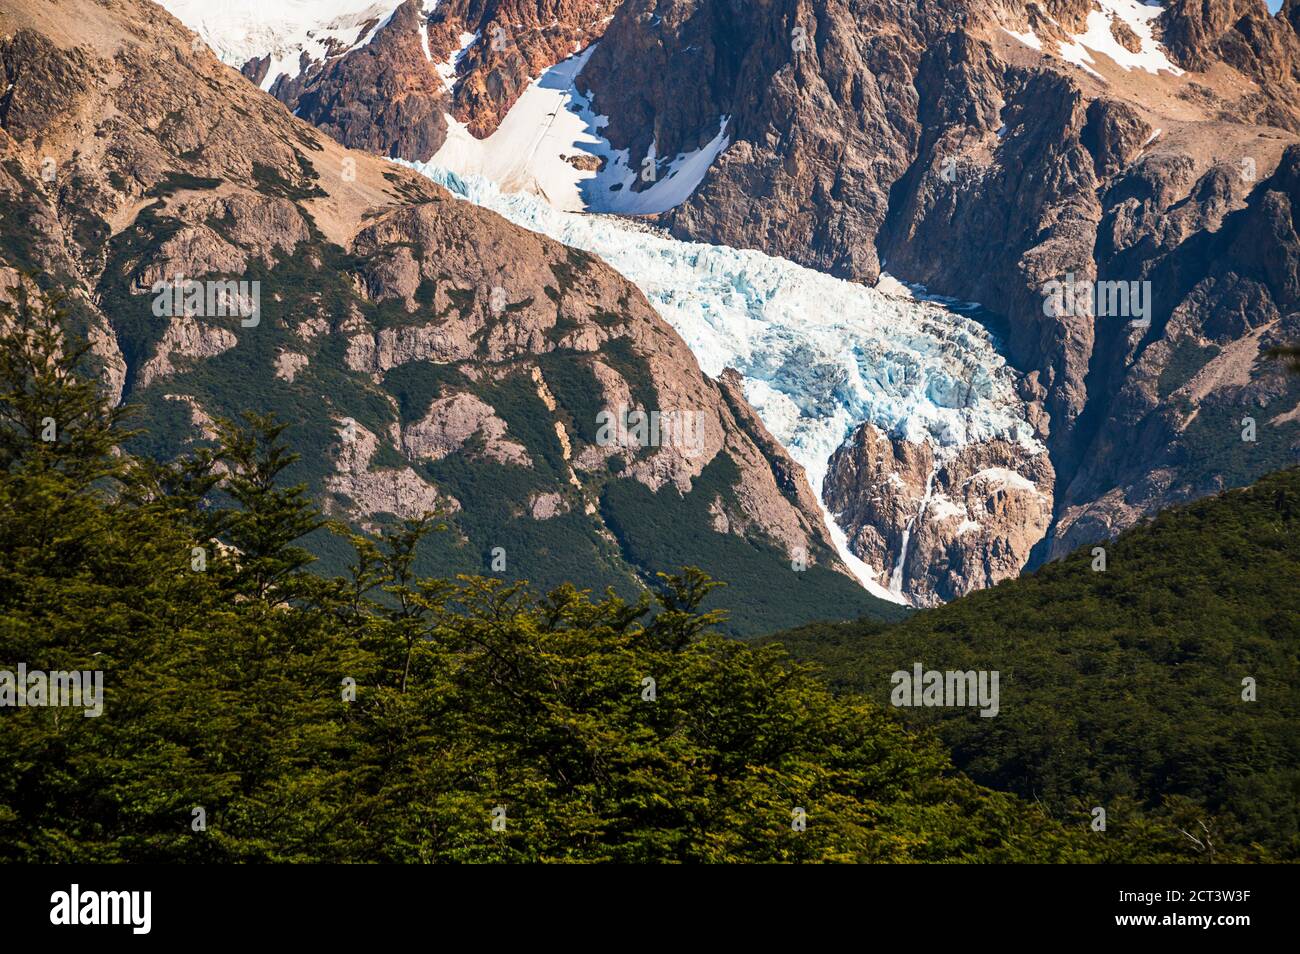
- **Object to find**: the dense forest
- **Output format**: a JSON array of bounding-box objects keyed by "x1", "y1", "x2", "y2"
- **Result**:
[
  {"x1": 769, "y1": 467, "x2": 1300, "y2": 861},
  {"x1": 0, "y1": 288, "x2": 1097, "y2": 862},
  {"x1": 1, "y1": 289, "x2": 1290, "y2": 862}
]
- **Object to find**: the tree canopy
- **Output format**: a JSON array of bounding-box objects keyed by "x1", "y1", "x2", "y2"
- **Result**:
[{"x1": 0, "y1": 284, "x2": 1124, "y2": 863}]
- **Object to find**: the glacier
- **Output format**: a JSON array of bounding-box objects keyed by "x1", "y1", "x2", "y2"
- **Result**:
[
  {"x1": 402, "y1": 162, "x2": 1044, "y2": 603},
  {"x1": 159, "y1": 0, "x2": 1044, "y2": 604}
]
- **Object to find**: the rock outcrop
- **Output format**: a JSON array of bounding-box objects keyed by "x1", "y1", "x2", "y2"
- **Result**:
[
  {"x1": 401, "y1": 391, "x2": 532, "y2": 466},
  {"x1": 243, "y1": 0, "x2": 623, "y2": 159},
  {"x1": 0, "y1": 0, "x2": 888, "y2": 632},
  {"x1": 20, "y1": 0, "x2": 1300, "y2": 606},
  {"x1": 429, "y1": 0, "x2": 623, "y2": 139},
  {"x1": 824, "y1": 424, "x2": 1055, "y2": 606},
  {"x1": 327, "y1": 417, "x2": 459, "y2": 527},
  {"x1": 288, "y1": 0, "x2": 451, "y2": 160},
  {"x1": 574, "y1": 0, "x2": 1300, "y2": 579}
]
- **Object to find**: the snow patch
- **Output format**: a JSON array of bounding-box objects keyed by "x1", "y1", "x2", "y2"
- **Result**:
[
  {"x1": 162, "y1": 1, "x2": 407, "y2": 85},
  {"x1": 1002, "y1": 27, "x2": 1043, "y2": 51},
  {"x1": 1059, "y1": 0, "x2": 1184, "y2": 80},
  {"x1": 161, "y1": 1, "x2": 453, "y2": 90},
  {"x1": 926, "y1": 494, "x2": 969, "y2": 524},
  {"x1": 428, "y1": 47, "x2": 727, "y2": 214},
  {"x1": 429, "y1": 47, "x2": 605, "y2": 209},
  {"x1": 969, "y1": 467, "x2": 1045, "y2": 495},
  {"x1": 873, "y1": 273, "x2": 916, "y2": 299},
  {"x1": 436, "y1": 31, "x2": 478, "y2": 91},
  {"x1": 587, "y1": 116, "x2": 731, "y2": 215},
  {"x1": 827, "y1": 507, "x2": 905, "y2": 604}
]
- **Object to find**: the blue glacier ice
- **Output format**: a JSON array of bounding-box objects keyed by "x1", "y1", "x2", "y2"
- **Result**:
[{"x1": 401, "y1": 161, "x2": 1044, "y2": 600}]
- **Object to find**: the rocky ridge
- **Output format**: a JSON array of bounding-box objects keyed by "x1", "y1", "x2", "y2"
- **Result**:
[
  {"x1": 244, "y1": 0, "x2": 622, "y2": 157},
  {"x1": 136, "y1": 0, "x2": 1300, "y2": 601},
  {"x1": 0, "y1": 0, "x2": 893, "y2": 634},
  {"x1": 575, "y1": 0, "x2": 1300, "y2": 578}
]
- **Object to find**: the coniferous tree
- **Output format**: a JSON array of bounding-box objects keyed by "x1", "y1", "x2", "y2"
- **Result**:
[{"x1": 0, "y1": 283, "x2": 1209, "y2": 864}]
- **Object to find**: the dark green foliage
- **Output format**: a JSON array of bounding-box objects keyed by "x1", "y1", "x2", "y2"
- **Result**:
[
  {"x1": 213, "y1": 412, "x2": 326, "y2": 601},
  {"x1": 1269, "y1": 345, "x2": 1300, "y2": 373},
  {"x1": 0, "y1": 161, "x2": 52, "y2": 277},
  {"x1": 382, "y1": 361, "x2": 472, "y2": 423},
  {"x1": 1174, "y1": 393, "x2": 1300, "y2": 491},
  {"x1": 1155, "y1": 343, "x2": 1300, "y2": 492},
  {"x1": 144, "y1": 172, "x2": 223, "y2": 199},
  {"x1": 1158, "y1": 340, "x2": 1220, "y2": 399},
  {"x1": 534, "y1": 353, "x2": 605, "y2": 444},
  {"x1": 444, "y1": 286, "x2": 476, "y2": 317},
  {"x1": 0, "y1": 292, "x2": 1111, "y2": 863},
  {"x1": 96, "y1": 203, "x2": 187, "y2": 394},
  {"x1": 414, "y1": 447, "x2": 632, "y2": 597},
  {"x1": 379, "y1": 361, "x2": 637, "y2": 594},
  {"x1": 601, "y1": 453, "x2": 909, "y2": 637},
  {"x1": 250, "y1": 157, "x2": 326, "y2": 201},
  {"x1": 471, "y1": 371, "x2": 568, "y2": 472},
  {"x1": 767, "y1": 469, "x2": 1300, "y2": 860},
  {"x1": 597, "y1": 335, "x2": 659, "y2": 411}
]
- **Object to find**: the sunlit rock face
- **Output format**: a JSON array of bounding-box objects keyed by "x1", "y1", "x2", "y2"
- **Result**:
[{"x1": 412, "y1": 164, "x2": 1053, "y2": 603}]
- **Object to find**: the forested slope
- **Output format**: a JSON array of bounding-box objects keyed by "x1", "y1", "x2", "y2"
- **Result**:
[{"x1": 769, "y1": 467, "x2": 1300, "y2": 860}]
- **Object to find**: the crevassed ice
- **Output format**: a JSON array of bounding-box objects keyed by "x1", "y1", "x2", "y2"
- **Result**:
[{"x1": 401, "y1": 162, "x2": 1044, "y2": 600}]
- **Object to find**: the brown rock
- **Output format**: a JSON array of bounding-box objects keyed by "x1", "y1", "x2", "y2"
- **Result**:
[
  {"x1": 401, "y1": 391, "x2": 532, "y2": 467},
  {"x1": 0, "y1": 0, "x2": 863, "y2": 609},
  {"x1": 291, "y1": 0, "x2": 451, "y2": 160},
  {"x1": 825, "y1": 423, "x2": 1054, "y2": 606}
]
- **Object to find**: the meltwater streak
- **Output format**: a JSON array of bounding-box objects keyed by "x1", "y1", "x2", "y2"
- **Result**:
[{"x1": 401, "y1": 162, "x2": 1043, "y2": 603}]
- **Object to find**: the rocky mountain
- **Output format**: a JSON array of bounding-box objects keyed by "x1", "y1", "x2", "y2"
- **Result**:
[
  {"x1": 0, "y1": 0, "x2": 901, "y2": 635},
  {"x1": 575, "y1": 0, "x2": 1300, "y2": 571},
  {"x1": 417, "y1": 163, "x2": 1056, "y2": 607},
  {"x1": 824, "y1": 425, "x2": 1055, "y2": 608},
  {"x1": 120, "y1": 0, "x2": 1300, "y2": 603},
  {"x1": 164, "y1": 0, "x2": 621, "y2": 157}
]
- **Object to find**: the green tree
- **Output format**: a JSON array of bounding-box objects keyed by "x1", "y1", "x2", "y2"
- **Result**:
[{"x1": 0, "y1": 287, "x2": 1139, "y2": 863}]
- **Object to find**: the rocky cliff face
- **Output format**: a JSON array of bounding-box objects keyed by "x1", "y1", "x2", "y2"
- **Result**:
[
  {"x1": 0, "y1": 0, "x2": 893, "y2": 634},
  {"x1": 581, "y1": 0, "x2": 932, "y2": 282},
  {"x1": 285, "y1": 0, "x2": 451, "y2": 160},
  {"x1": 179, "y1": 0, "x2": 1300, "y2": 604},
  {"x1": 240, "y1": 0, "x2": 622, "y2": 159},
  {"x1": 824, "y1": 424, "x2": 1054, "y2": 607},
  {"x1": 573, "y1": 0, "x2": 1300, "y2": 589},
  {"x1": 429, "y1": 0, "x2": 622, "y2": 138},
  {"x1": 108, "y1": 0, "x2": 1300, "y2": 608}
]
